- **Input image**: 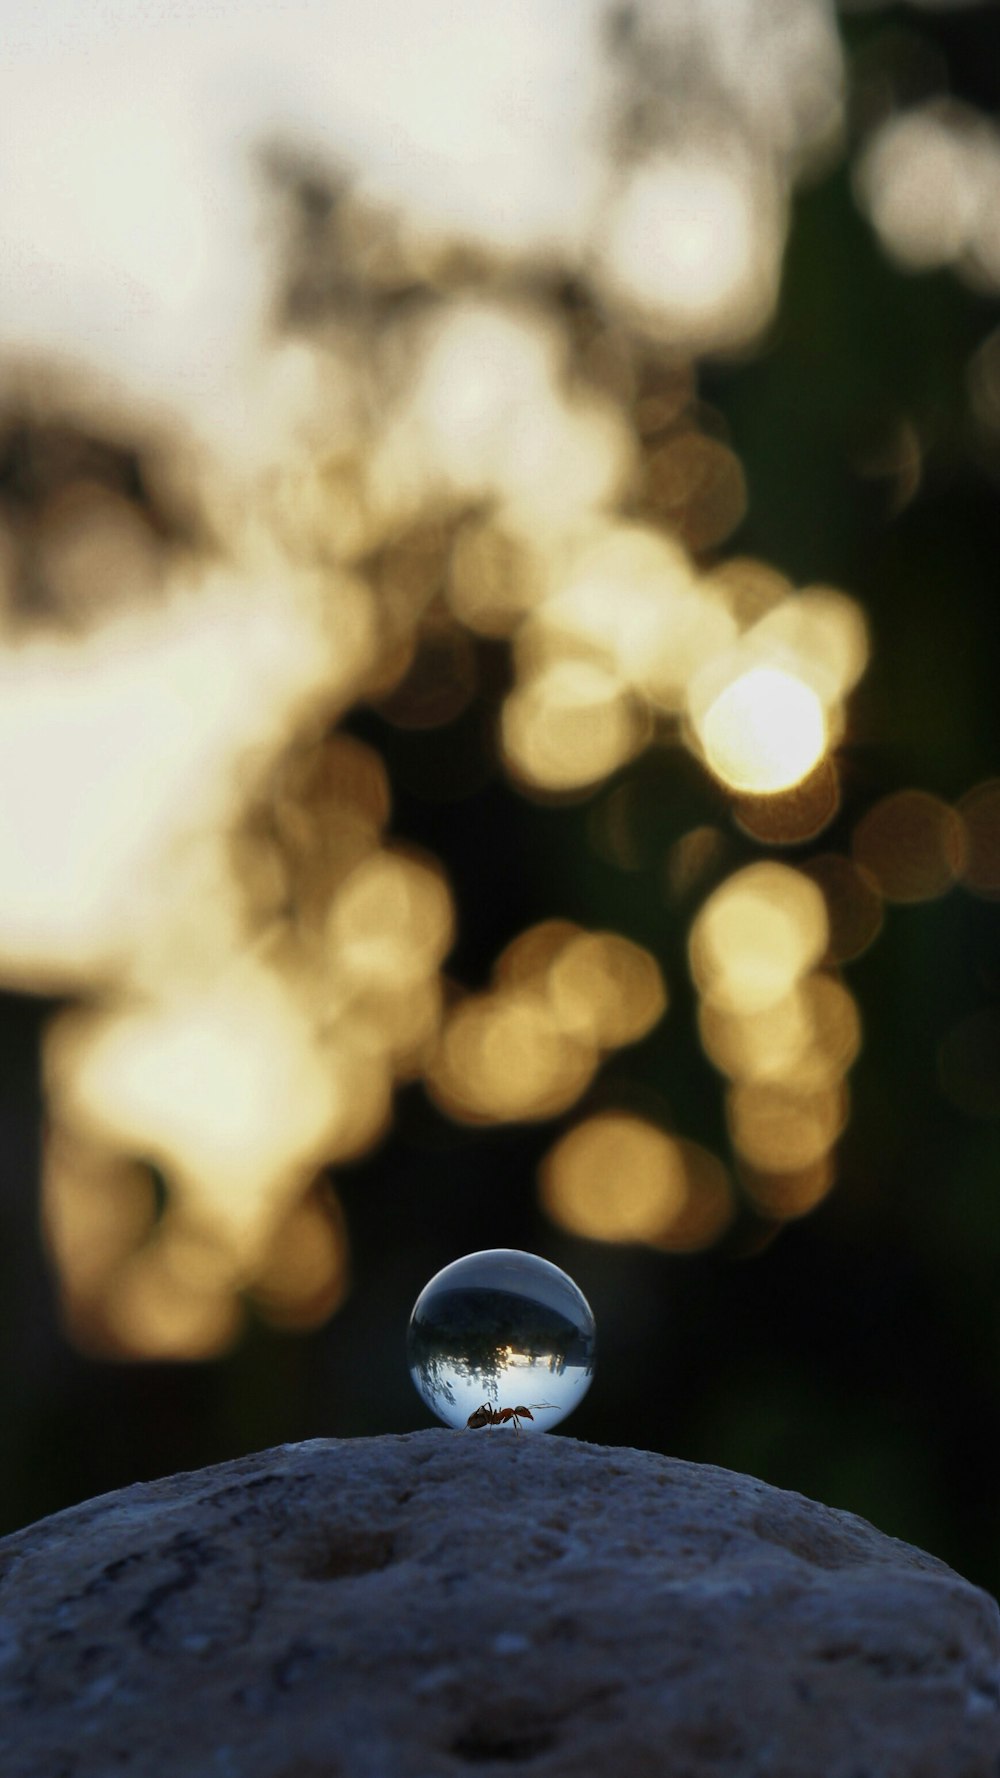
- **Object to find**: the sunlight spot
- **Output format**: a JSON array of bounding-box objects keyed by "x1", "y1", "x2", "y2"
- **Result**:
[
  {"x1": 328, "y1": 849, "x2": 454, "y2": 991},
  {"x1": 728, "y1": 1079, "x2": 847, "y2": 1172},
  {"x1": 697, "y1": 664, "x2": 827, "y2": 794},
  {"x1": 700, "y1": 974, "x2": 860, "y2": 1092},
  {"x1": 540, "y1": 1113, "x2": 690, "y2": 1245},
  {"x1": 548, "y1": 931, "x2": 667, "y2": 1050},
  {"x1": 690, "y1": 863, "x2": 829, "y2": 1016},
  {"x1": 523, "y1": 520, "x2": 736, "y2": 716},
  {"x1": 855, "y1": 103, "x2": 1000, "y2": 280},
  {"x1": 596, "y1": 144, "x2": 782, "y2": 350},
  {"x1": 540, "y1": 1112, "x2": 733, "y2": 1251},
  {"x1": 501, "y1": 658, "x2": 647, "y2": 792},
  {"x1": 426, "y1": 988, "x2": 597, "y2": 1125}
]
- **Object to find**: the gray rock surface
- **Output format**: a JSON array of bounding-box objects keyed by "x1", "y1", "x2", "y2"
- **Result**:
[{"x1": 0, "y1": 1432, "x2": 998, "y2": 1777}]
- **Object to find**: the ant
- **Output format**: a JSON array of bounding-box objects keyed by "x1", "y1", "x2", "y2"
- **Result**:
[{"x1": 466, "y1": 1403, "x2": 535, "y2": 1434}]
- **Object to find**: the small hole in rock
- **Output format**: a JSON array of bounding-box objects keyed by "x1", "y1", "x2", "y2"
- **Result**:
[
  {"x1": 450, "y1": 1725, "x2": 555, "y2": 1764},
  {"x1": 309, "y1": 1530, "x2": 396, "y2": 1580}
]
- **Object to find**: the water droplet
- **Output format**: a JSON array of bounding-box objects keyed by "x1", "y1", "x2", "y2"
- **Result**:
[{"x1": 407, "y1": 1248, "x2": 596, "y2": 1432}]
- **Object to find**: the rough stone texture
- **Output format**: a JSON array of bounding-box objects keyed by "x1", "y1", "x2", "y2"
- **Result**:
[{"x1": 0, "y1": 1433, "x2": 998, "y2": 1777}]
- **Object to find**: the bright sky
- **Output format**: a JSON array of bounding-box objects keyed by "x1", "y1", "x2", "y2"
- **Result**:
[{"x1": 0, "y1": 0, "x2": 608, "y2": 421}]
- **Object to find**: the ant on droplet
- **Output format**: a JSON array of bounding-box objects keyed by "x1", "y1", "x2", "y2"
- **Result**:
[{"x1": 465, "y1": 1402, "x2": 553, "y2": 1434}]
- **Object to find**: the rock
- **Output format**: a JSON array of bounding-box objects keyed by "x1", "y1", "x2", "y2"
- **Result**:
[{"x1": 0, "y1": 1432, "x2": 997, "y2": 1777}]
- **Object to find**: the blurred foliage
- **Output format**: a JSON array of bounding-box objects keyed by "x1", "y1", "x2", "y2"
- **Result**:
[{"x1": 3, "y1": 0, "x2": 1000, "y2": 1609}]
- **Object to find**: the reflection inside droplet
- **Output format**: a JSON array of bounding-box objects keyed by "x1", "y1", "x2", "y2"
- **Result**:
[{"x1": 407, "y1": 1248, "x2": 595, "y2": 1432}]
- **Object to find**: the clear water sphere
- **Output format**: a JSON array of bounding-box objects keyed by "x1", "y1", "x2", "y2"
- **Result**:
[{"x1": 407, "y1": 1248, "x2": 596, "y2": 1433}]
